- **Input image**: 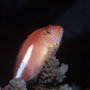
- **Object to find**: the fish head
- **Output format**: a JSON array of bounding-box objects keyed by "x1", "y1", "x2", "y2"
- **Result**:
[{"x1": 40, "y1": 25, "x2": 64, "y2": 49}]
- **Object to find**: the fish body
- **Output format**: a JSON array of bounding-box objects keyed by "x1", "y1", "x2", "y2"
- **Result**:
[{"x1": 14, "y1": 25, "x2": 63, "y2": 82}]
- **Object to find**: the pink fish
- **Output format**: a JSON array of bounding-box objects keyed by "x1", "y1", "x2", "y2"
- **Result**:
[{"x1": 13, "y1": 25, "x2": 63, "y2": 82}]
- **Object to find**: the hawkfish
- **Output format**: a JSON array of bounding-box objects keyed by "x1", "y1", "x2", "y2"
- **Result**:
[{"x1": 13, "y1": 25, "x2": 63, "y2": 82}]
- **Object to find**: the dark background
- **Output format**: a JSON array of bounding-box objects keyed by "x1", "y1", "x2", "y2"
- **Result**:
[{"x1": 0, "y1": 0, "x2": 90, "y2": 90}]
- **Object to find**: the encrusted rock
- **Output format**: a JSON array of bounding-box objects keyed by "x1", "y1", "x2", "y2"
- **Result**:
[
  {"x1": 8, "y1": 78, "x2": 27, "y2": 90},
  {"x1": 60, "y1": 84, "x2": 72, "y2": 90},
  {"x1": 32, "y1": 56, "x2": 71, "y2": 90},
  {"x1": 1, "y1": 56, "x2": 72, "y2": 90}
]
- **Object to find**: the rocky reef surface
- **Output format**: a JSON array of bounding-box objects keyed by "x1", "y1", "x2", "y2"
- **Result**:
[{"x1": 1, "y1": 56, "x2": 72, "y2": 90}]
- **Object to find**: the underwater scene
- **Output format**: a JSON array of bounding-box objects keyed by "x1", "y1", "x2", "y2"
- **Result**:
[{"x1": 0, "y1": 0, "x2": 90, "y2": 90}]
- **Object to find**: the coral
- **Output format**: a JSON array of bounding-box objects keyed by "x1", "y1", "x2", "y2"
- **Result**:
[
  {"x1": 31, "y1": 84, "x2": 72, "y2": 90},
  {"x1": 37, "y1": 56, "x2": 68, "y2": 85},
  {"x1": 1, "y1": 56, "x2": 72, "y2": 90},
  {"x1": 1, "y1": 78, "x2": 27, "y2": 90},
  {"x1": 31, "y1": 56, "x2": 71, "y2": 90},
  {"x1": 60, "y1": 84, "x2": 72, "y2": 90},
  {"x1": 8, "y1": 78, "x2": 27, "y2": 90}
]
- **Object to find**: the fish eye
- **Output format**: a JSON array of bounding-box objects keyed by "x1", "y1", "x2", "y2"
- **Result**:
[
  {"x1": 46, "y1": 31, "x2": 50, "y2": 33},
  {"x1": 46, "y1": 30, "x2": 52, "y2": 34},
  {"x1": 40, "y1": 29, "x2": 52, "y2": 37}
]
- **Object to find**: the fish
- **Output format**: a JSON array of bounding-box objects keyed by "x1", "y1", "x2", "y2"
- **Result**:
[{"x1": 13, "y1": 25, "x2": 63, "y2": 82}]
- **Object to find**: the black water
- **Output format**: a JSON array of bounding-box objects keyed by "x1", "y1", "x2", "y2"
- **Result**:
[{"x1": 0, "y1": 0, "x2": 90, "y2": 89}]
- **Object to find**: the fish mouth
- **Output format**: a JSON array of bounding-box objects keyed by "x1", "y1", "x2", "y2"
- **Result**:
[{"x1": 55, "y1": 26, "x2": 63, "y2": 37}]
